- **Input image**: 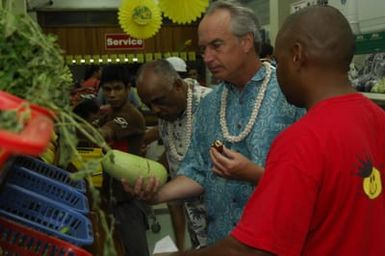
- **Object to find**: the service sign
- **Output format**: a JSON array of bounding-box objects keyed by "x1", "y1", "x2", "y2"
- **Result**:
[{"x1": 105, "y1": 34, "x2": 144, "y2": 50}]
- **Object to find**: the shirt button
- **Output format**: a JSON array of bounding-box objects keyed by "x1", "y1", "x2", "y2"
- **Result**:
[
  {"x1": 239, "y1": 100, "x2": 243, "y2": 105},
  {"x1": 237, "y1": 124, "x2": 242, "y2": 129},
  {"x1": 232, "y1": 198, "x2": 237, "y2": 203}
]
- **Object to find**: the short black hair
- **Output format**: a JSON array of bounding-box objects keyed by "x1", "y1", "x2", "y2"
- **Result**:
[
  {"x1": 84, "y1": 65, "x2": 101, "y2": 80},
  {"x1": 282, "y1": 5, "x2": 355, "y2": 72},
  {"x1": 100, "y1": 64, "x2": 132, "y2": 88},
  {"x1": 259, "y1": 43, "x2": 274, "y2": 58},
  {"x1": 73, "y1": 99, "x2": 99, "y2": 120}
]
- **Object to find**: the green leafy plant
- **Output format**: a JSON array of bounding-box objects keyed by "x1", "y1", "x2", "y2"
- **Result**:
[
  {"x1": 0, "y1": 2, "x2": 116, "y2": 255},
  {"x1": 371, "y1": 78, "x2": 385, "y2": 93}
]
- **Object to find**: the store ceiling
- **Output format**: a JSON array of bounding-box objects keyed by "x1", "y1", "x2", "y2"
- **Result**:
[
  {"x1": 29, "y1": 0, "x2": 265, "y2": 11},
  {"x1": 28, "y1": 0, "x2": 269, "y2": 25},
  {"x1": 28, "y1": 0, "x2": 120, "y2": 11}
]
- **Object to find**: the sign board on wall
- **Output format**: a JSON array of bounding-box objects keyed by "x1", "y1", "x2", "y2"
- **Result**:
[
  {"x1": 290, "y1": 0, "x2": 317, "y2": 14},
  {"x1": 355, "y1": 31, "x2": 385, "y2": 54},
  {"x1": 105, "y1": 33, "x2": 144, "y2": 50}
]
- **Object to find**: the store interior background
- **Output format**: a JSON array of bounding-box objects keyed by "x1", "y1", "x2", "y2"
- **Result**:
[
  {"x1": 5, "y1": 0, "x2": 299, "y2": 87},
  {"x1": 3, "y1": 0, "x2": 385, "y2": 252},
  {"x1": 8, "y1": 0, "x2": 385, "y2": 98}
]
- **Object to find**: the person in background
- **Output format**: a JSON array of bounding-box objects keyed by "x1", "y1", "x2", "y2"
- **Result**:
[
  {"x1": 138, "y1": 57, "x2": 187, "y2": 145},
  {"x1": 81, "y1": 65, "x2": 102, "y2": 92},
  {"x1": 141, "y1": 57, "x2": 189, "y2": 149},
  {"x1": 259, "y1": 42, "x2": 276, "y2": 67},
  {"x1": 72, "y1": 98, "x2": 100, "y2": 147},
  {"x1": 166, "y1": 5, "x2": 385, "y2": 256},
  {"x1": 142, "y1": 57, "x2": 189, "y2": 146},
  {"x1": 125, "y1": 0, "x2": 303, "y2": 246},
  {"x1": 96, "y1": 65, "x2": 149, "y2": 256},
  {"x1": 70, "y1": 81, "x2": 97, "y2": 107},
  {"x1": 136, "y1": 59, "x2": 212, "y2": 250},
  {"x1": 72, "y1": 98, "x2": 99, "y2": 123},
  {"x1": 187, "y1": 64, "x2": 207, "y2": 87},
  {"x1": 166, "y1": 57, "x2": 188, "y2": 78},
  {"x1": 127, "y1": 84, "x2": 145, "y2": 110},
  {"x1": 187, "y1": 67, "x2": 199, "y2": 81},
  {"x1": 96, "y1": 65, "x2": 146, "y2": 111}
]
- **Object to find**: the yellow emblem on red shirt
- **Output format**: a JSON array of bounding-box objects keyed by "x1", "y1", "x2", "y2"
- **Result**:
[
  {"x1": 363, "y1": 167, "x2": 382, "y2": 199},
  {"x1": 358, "y1": 159, "x2": 382, "y2": 199}
]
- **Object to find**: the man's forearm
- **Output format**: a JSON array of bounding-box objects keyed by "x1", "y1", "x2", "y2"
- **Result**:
[
  {"x1": 155, "y1": 176, "x2": 204, "y2": 204},
  {"x1": 243, "y1": 163, "x2": 265, "y2": 184}
]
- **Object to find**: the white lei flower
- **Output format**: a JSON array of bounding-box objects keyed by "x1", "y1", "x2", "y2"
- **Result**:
[
  {"x1": 167, "y1": 84, "x2": 193, "y2": 161},
  {"x1": 220, "y1": 62, "x2": 272, "y2": 143}
]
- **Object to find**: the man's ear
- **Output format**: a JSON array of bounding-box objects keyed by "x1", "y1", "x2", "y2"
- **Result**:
[
  {"x1": 174, "y1": 78, "x2": 184, "y2": 91},
  {"x1": 241, "y1": 32, "x2": 254, "y2": 53},
  {"x1": 291, "y1": 42, "x2": 305, "y2": 70},
  {"x1": 125, "y1": 83, "x2": 131, "y2": 92}
]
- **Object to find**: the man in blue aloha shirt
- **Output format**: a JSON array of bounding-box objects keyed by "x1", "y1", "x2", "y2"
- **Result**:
[{"x1": 124, "y1": 0, "x2": 304, "y2": 246}]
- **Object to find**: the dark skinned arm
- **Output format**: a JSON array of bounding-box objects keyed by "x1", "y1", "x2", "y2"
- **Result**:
[{"x1": 169, "y1": 236, "x2": 274, "y2": 256}]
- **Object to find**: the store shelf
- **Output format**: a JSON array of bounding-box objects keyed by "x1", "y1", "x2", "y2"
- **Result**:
[
  {"x1": 362, "y1": 92, "x2": 385, "y2": 101},
  {"x1": 362, "y1": 92, "x2": 385, "y2": 108},
  {"x1": 0, "y1": 157, "x2": 16, "y2": 190}
]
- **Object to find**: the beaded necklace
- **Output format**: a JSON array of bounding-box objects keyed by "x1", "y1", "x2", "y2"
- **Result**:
[
  {"x1": 220, "y1": 62, "x2": 272, "y2": 143},
  {"x1": 167, "y1": 84, "x2": 193, "y2": 161}
]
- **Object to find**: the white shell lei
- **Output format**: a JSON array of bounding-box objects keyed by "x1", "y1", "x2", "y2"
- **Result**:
[
  {"x1": 220, "y1": 62, "x2": 272, "y2": 143},
  {"x1": 167, "y1": 84, "x2": 193, "y2": 161}
]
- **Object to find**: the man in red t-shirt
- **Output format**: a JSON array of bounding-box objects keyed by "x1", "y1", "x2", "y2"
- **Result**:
[{"x1": 167, "y1": 5, "x2": 385, "y2": 256}]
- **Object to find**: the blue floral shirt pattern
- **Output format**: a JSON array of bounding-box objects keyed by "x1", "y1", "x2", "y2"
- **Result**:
[
  {"x1": 159, "y1": 79, "x2": 212, "y2": 247},
  {"x1": 178, "y1": 65, "x2": 305, "y2": 245},
  {"x1": 159, "y1": 79, "x2": 211, "y2": 177}
]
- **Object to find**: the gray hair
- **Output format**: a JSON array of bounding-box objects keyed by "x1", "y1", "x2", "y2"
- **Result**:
[
  {"x1": 136, "y1": 59, "x2": 181, "y2": 89},
  {"x1": 205, "y1": 0, "x2": 262, "y2": 52}
]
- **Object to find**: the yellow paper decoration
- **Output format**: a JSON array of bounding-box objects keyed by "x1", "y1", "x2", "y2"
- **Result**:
[
  {"x1": 159, "y1": 0, "x2": 209, "y2": 24},
  {"x1": 75, "y1": 55, "x2": 82, "y2": 63},
  {"x1": 145, "y1": 53, "x2": 153, "y2": 62},
  {"x1": 118, "y1": 0, "x2": 162, "y2": 39},
  {"x1": 180, "y1": 52, "x2": 187, "y2": 60},
  {"x1": 188, "y1": 51, "x2": 196, "y2": 61},
  {"x1": 154, "y1": 52, "x2": 162, "y2": 60},
  {"x1": 127, "y1": 54, "x2": 135, "y2": 63},
  {"x1": 84, "y1": 55, "x2": 92, "y2": 64},
  {"x1": 136, "y1": 53, "x2": 144, "y2": 63},
  {"x1": 118, "y1": 54, "x2": 127, "y2": 62},
  {"x1": 65, "y1": 55, "x2": 73, "y2": 64}
]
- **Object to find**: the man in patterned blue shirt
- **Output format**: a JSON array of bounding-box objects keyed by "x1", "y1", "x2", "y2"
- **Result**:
[
  {"x1": 126, "y1": 0, "x2": 304, "y2": 246},
  {"x1": 136, "y1": 59, "x2": 211, "y2": 250}
]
